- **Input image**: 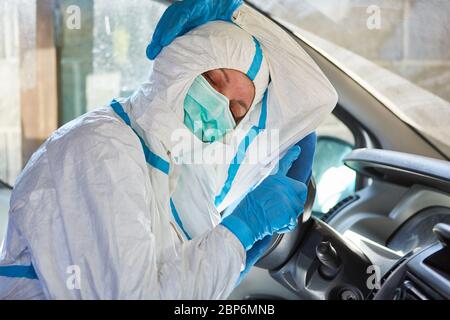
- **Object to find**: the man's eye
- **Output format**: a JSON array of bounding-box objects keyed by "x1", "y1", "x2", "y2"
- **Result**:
[{"x1": 204, "y1": 73, "x2": 216, "y2": 85}]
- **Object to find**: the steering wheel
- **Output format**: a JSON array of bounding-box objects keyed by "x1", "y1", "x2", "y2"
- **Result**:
[
  {"x1": 255, "y1": 178, "x2": 317, "y2": 269},
  {"x1": 255, "y1": 178, "x2": 374, "y2": 300}
]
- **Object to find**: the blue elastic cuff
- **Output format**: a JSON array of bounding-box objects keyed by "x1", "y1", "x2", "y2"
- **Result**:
[
  {"x1": 220, "y1": 215, "x2": 255, "y2": 251},
  {"x1": 0, "y1": 264, "x2": 38, "y2": 280}
]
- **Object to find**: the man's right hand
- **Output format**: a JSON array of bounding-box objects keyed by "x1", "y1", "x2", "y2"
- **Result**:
[{"x1": 221, "y1": 146, "x2": 308, "y2": 251}]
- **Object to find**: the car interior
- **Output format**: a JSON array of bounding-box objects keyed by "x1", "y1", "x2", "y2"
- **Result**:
[{"x1": 229, "y1": 5, "x2": 450, "y2": 300}]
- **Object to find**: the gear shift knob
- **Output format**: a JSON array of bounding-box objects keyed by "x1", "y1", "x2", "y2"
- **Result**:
[{"x1": 316, "y1": 241, "x2": 341, "y2": 279}]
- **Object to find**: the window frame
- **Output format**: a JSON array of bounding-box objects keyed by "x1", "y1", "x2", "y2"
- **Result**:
[
  {"x1": 312, "y1": 104, "x2": 375, "y2": 217},
  {"x1": 331, "y1": 104, "x2": 380, "y2": 191}
]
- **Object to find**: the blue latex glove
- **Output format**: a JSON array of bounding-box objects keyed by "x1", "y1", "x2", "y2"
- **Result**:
[
  {"x1": 236, "y1": 235, "x2": 273, "y2": 285},
  {"x1": 238, "y1": 132, "x2": 317, "y2": 282},
  {"x1": 221, "y1": 146, "x2": 308, "y2": 251},
  {"x1": 287, "y1": 132, "x2": 317, "y2": 184},
  {"x1": 147, "y1": 0, "x2": 243, "y2": 60}
]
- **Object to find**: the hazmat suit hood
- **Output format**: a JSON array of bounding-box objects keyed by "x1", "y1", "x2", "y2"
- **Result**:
[
  {"x1": 129, "y1": 21, "x2": 270, "y2": 155},
  {"x1": 123, "y1": 6, "x2": 338, "y2": 238}
]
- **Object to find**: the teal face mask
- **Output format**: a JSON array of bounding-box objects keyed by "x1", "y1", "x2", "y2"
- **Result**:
[{"x1": 184, "y1": 75, "x2": 236, "y2": 143}]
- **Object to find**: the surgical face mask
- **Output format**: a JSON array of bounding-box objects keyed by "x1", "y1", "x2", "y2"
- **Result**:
[{"x1": 184, "y1": 75, "x2": 236, "y2": 143}]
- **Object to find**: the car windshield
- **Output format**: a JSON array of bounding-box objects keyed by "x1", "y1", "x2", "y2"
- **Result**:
[{"x1": 249, "y1": 0, "x2": 450, "y2": 157}]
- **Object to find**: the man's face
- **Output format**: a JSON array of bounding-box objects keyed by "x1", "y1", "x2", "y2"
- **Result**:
[{"x1": 202, "y1": 69, "x2": 256, "y2": 123}]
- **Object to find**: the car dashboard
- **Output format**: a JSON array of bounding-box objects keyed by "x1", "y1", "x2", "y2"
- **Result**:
[
  {"x1": 324, "y1": 149, "x2": 450, "y2": 299},
  {"x1": 232, "y1": 149, "x2": 450, "y2": 300}
]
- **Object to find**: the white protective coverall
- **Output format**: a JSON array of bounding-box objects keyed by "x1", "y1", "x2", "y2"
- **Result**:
[{"x1": 0, "y1": 5, "x2": 337, "y2": 299}]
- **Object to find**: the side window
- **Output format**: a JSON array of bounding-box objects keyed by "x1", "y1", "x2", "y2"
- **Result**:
[
  {"x1": 59, "y1": 0, "x2": 168, "y2": 123},
  {"x1": 0, "y1": 0, "x2": 168, "y2": 185},
  {"x1": 313, "y1": 113, "x2": 357, "y2": 217},
  {"x1": 0, "y1": 0, "x2": 168, "y2": 240}
]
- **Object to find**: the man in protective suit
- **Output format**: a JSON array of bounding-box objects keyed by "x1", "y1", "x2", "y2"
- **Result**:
[{"x1": 0, "y1": 0, "x2": 337, "y2": 299}]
